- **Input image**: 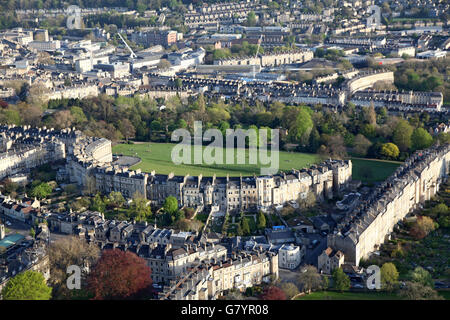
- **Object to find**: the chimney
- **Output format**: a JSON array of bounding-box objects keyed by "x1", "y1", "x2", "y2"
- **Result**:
[{"x1": 0, "y1": 223, "x2": 5, "y2": 240}]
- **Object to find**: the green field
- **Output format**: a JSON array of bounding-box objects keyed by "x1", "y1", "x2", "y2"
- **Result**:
[
  {"x1": 351, "y1": 158, "x2": 401, "y2": 183},
  {"x1": 113, "y1": 142, "x2": 319, "y2": 177},
  {"x1": 295, "y1": 291, "x2": 401, "y2": 300},
  {"x1": 112, "y1": 142, "x2": 400, "y2": 181},
  {"x1": 296, "y1": 290, "x2": 450, "y2": 300}
]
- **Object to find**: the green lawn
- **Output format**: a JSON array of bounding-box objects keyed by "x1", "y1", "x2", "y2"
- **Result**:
[
  {"x1": 296, "y1": 291, "x2": 401, "y2": 300},
  {"x1": 438, "y1": 290, "x2": 450, "y2": 300},
  {"x1": 113, "y1": 142, "x2": 318, "y2": 177},
  {"x1": 351, "y1": 158, "x2": 401, "y2": 183},
  {"x1": 392, "y1": 17, "x2": 438, "y2": 22},
  {"x1": 244, "y1": 216, "x2": 257, "y2": 233},
  {"x1": 112, "y1": 142, "x2": 400, "y2": 182}
]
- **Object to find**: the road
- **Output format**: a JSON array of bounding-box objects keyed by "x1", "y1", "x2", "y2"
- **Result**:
[
  {"x1": 0, "y1": 213, "x2": 69, "y2": 243},
  {"x1": 303, "y1": 233, "x2": 328, "y2": 266}
]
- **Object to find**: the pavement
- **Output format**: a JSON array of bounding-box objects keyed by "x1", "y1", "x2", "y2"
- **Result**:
[
  {"x1": 112, "y1": 155, "x2": 141, "y2": 167},
  {"x1": 0, "y1": 213, "x2": 69, "y2": 244},
  {"x1": 303, "y1": 232, "x2": 328, "y2": 266}
]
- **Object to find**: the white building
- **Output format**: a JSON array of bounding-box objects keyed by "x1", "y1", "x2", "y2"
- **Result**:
[{"x1": 278, "y1": 244, "x2": 302, "y2": 269}]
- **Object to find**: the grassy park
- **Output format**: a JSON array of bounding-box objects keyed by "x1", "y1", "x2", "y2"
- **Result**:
[
  {"x1": 351, "y1": 158, "x2": 401, "y2": 183},
  {"x1": 295, "y1": 290, "x2": 449, "y2": 300},
  {"x1": 112, "y1": 142, "x2": 400, "y2": 181},
  {"x1": 295, "y1": 291, "x2": 401, "y2": 300}
]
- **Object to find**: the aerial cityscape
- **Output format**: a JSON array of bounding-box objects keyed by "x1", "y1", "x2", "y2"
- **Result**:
[{"x1": 0, "y1": 0, "x2": 449, "y2": 306}]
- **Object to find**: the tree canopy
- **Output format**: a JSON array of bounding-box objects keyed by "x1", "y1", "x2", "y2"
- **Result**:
[
  {"x1": 87, "y1": 249, "x2": 152, "y2": 300},
  {"x1": 332, "y1": 267, "x2": 350, "y2": 292},
  {"x1": 1, "y1": 270, "x2": 52, "y2": 300}
]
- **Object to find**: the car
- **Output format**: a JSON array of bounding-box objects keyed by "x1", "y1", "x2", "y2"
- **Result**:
[
  {"x1": 352, "y1": 283, "x2": 364, "y2": 289},
  {"x1": 5, "y1": 221, "x2": 12, "y2": 226}
]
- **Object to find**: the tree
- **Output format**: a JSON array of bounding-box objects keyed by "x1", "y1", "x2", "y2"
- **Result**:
[
  {"x1": 183, "y1": 207, "x2": 195, "y2": 219},
  {"x1": 87, "y1": 249, "x2": 152, "y2": 300},
  {"x1": 83, "y1": 176, "x2": 97, "y2": 196},
  {"x1": 297, "y1": 265, "x2": 322, "y2": 293},
  {"x1": 408, "y1": 267, "x2": 434, "y2": 288},
  {"x1": 107, "y1": 191, "x2": 125, "y2": 209},
  {"x1": 51, "y1": 110, "x2": 74, "y2": 129},
  {"x1": 411, "y1": 128, "x2": 433, "y2": 151},
  {"x1": 353, "y1": 134, "x2": 372, "y2": 157},
  {"x1": 30, "y1": 182, "x2": 53, "y2": 199},
  {"x1": 163, "y1": 196, "x2": 178, "y2": 215},
  {"x1": 49, "y1": 236, "x2": 100, "y2": 299},
  {"x1": 363, "y1": 105, "x2": 377, "y2": 126},
  {"x1": 257, "y1": 211, "x2": 266, "y2": 229},
  {"x1": 91, "y1": 193, "x2": 106, "y2": 213},
  {"x1": 30, "y1": 227, "x2": 36, "y2": 238},
  {"x1": 120, "y1": 118, "x2": 136, "y2": 142},
  {"x1": 393, "y1": 120, "x2": 413, "y2": 152},
  {"x1": 399, "y1": 281, "x2": 443, "y2": 300},
  {"x1": 280, "y1": 282, "x2": 299, "y2": 299},
  {"x1": 380, "y1": 142, "x2": 400, "y2": 160},
  {"x1": 241, "y1": 218, "x2": 251, "y2": 236},
  {"x1": 259, "y1": 286, "x2": 286, "y2": 300},
  {"x1": 2, "y1": 270, "x2": 52, "y2": 300},
  {"x1": 246, "y1": 11, "x2": 257, "y2": 26},
  {"x1": 292, "y1": 107, "x2": 313, "y2": 146},
  {"x1": 436, "y1": 132, "x2": 450, "y2": 145},
  {"x1": 3, "y1": 178, "x2": 18, "y2": 194},
  {"x1": 410, "y1": 216, "x2": 436, "y2": 240},
  {"x1": 332, "y1": 268, "x2": 350, "y2": 292},
  {"x1": 380, "y1": 262, "x2": 399, "y2": 291},
  {"x1": 320, "y1": 134, "x2": 347, "y2": 159},
  {"x1": 129, "y1": 194, "x2": 152, "y2": 222},
  {"x1": 322, "y1": 275, "x2": 329, "y2": 290}
]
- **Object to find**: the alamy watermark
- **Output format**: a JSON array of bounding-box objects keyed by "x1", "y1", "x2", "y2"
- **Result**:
[
  {"x1": 66, "y1": 5, "x2": 82, "y2": 30},
  {"x1": 66, "y1": 265, "x2": 81, "y2": 290},
  {"x1": 366, "y1": 265, "x2": 381, "y2": 290},
  {"x1": 171, "y1": 121, "x2": 280, "y2": 175}
]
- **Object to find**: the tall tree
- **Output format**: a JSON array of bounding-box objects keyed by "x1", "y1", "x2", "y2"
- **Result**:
[
  {"x1": 2, "y1": 270, "x2": 52, "y2": 300},
  {"x1": 297, "y1": 265, "x2": 322, "y2": 293},
  {"x1": 408, "y1": 267, "x2": 434, "y2": 288},
  {"x1": 259, "y1": 286, "x2": 286, "y2": 300},
  {"x1": 410, "y1": 216, "x2": 436, "y2": 240},
  {"x1": 87, "y1": 249, "x2": 152, "y2": 300},
  {"x1": 400, "y1": 281, "x2": 443, "y2": 300},
  {"x1": 381, "y1": 262, "x2": 399, "y2": 292},
  {"x1": 332, "y1": 268, "x2": 350, "y2": 292},
  {"x1": 393, "y1": 119, "x2": 413, "y2": 152},
  {"x1": 411, "y1": 127, "x2": 433, "y2": 151},
  {"x1": 292, "y1": 106, "x2": 313, "y2": 146},
  {"x1": 120, "y1": 118, "x2": 136, "y2": 142},
  {"x1": 129, "y1": 194, "x2": 152, "y2": 222},
  {"x1": 163, "y1": 196, "x2": 178, "y2": 215},
  {"x1": 241, "y1": 218, "x2": 251, "y2": 236},
  {"x1": 257, "y1": 211, "x2": 266, "y2": 229},
  {"x1": 279, "y1": 282, "x2": 299, "y2": 299},
  {"x1": 380, "y1": 142, "x2": 400, "y2": 160},
  {"x1": 30, "y1": 182, "x2": 53, "y2": 199},
  {"x1": 49, "y1": 236, "x2": 100, "y2": 299},
  {"x1": 353, "y1": 134, "x2": 372, "y2": 157}
]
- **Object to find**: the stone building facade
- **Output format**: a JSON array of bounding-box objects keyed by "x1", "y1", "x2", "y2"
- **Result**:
[{"x1": 328, "y1": 144, "x2": 450, "y2": 265}]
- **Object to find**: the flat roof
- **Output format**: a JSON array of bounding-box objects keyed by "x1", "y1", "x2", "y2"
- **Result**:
[{"x1": 0, "y1": 233, "x2": 25, "y2": 249}]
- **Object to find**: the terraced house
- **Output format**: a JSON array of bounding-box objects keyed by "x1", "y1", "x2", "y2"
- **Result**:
[{"x1": 328, "y1": 144, "x2": 450, "y2": 265}]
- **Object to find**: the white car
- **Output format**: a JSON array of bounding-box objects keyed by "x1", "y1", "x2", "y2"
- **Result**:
[{"x1": 6, "y1": 221, "x2": 12, "y2": 226}]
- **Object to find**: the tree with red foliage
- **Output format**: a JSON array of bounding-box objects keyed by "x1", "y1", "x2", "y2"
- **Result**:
[
  {"x1": 410, "y1": 216, "x2": 436, "y2": 240},
  {"x1": 87, "y1": 249, "x2": 152, "y2": 300},
  {"x1": 259, "y1": 286, "x2": 286, "y2": 300}
]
